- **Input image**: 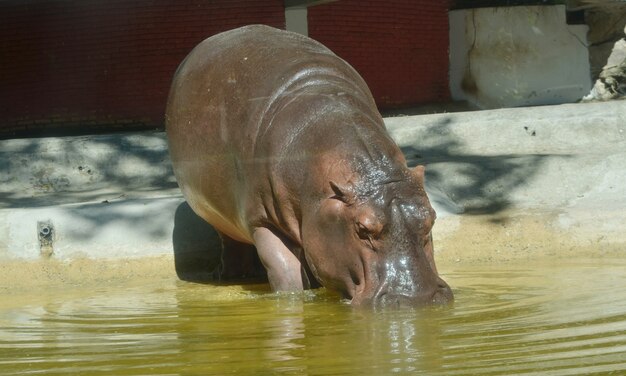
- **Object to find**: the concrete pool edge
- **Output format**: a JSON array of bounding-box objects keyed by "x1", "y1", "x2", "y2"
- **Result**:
[
  {"x1": 1, "y1": 101, "x2": 624, "y2": 288},
  {"x1": 434, "y1": 209, "x2": 626, "y2": 265},
  {"x1": 1, "y1": 221, "x2": 623, "y2": 294}
]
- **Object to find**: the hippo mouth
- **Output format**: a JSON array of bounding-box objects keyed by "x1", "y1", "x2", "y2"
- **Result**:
[{"x1": 350, "y1": 276, "x2": 454, "y2": 308}]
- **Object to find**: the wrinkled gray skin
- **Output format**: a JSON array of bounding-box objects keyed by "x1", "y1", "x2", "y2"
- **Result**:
[{"x1": 166, "y1": 25, "x2": 453, "y2": 307}]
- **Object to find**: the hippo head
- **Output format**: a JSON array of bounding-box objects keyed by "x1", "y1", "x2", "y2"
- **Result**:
[{"x1": 302, "y1": 163, "x2": 453, "y2": 307}]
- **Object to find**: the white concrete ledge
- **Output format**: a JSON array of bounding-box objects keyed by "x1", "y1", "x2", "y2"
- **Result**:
[
  {"x1": 386, "y1": 101, "x2": 626, "y2": 262},
  {"x1": 1, "y1": 101, "x2": 624, "y2": 267},
  {"x1": 1, "y1": 197, "x2": 184, "y2": 260}
]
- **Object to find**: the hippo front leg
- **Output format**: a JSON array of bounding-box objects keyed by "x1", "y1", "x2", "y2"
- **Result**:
[{"x1": 253, "y1": 227, "x2": 303, "y2": 292}]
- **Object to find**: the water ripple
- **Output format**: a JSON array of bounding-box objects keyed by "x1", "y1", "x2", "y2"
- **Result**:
[{"x1": 1, "y1": 258, "x2": 625, "y2": 375}]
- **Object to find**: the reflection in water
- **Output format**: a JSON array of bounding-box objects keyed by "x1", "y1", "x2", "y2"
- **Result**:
[
  {"x1": 263, "y1": 300, "x2": 305, "y2": 366},
  {"x1": 1, "y1": 258, "x2": 626, "y2": 375}
]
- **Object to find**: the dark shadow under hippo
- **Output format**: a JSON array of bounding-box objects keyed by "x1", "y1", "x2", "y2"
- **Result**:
[{"x1": 165, "y1": 25, "x2": 453, "y2": 307}]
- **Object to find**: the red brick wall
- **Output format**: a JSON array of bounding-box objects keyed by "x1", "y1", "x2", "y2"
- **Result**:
[
  {"x1": 308, "y1": 0, "x2": 450, "y2": 108},
  {"x1": 0, "y1": 0, "x2": 284, "y2": 136},
  {"x1": 1, "y1": 0, "x2": 451, "y2": 136}
]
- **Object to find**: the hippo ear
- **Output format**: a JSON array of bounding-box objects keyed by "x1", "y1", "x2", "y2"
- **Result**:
[
  {"x1": 412, "y1": 165, "x2": 426, "y2": 184},
  {"x1": 329, "y1": 181, "x2": 355, "y2": 204}
]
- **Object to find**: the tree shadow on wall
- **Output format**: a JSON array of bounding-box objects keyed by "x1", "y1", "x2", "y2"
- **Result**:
[
  {"x1": 0, "y1": 131, "x2": 178, "y2": 209},
  {"x1": 0, "y1": 132, "x2": 180, "y2": 243},
  {"x1": 1, "y1": 122, "x2": 568, "y2": 261},
  {"x1": 399, "y1": 117, "x2": 568, "y2": 216}
]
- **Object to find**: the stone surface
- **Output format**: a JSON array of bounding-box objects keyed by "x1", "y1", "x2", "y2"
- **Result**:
[
  {"x1": 1, "y1": 102, "x2": 624, "y2": 276},
  {"x1": 584, "y1": 38, "x2": 626, "y2": 101},
  {"x1": 449, "y1": 5, "x2": 590, "y2": 108}
]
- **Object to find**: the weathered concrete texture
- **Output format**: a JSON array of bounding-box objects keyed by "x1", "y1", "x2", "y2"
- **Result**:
[
  {"x1": 0, "y1": 132, "x2": 179, "y2": 208},
  {"x1": 386, "y1": 100, "x2": 626, "y2": 262},
  {"x1": 449, "y1": 5, "x2": 590, "y2": 109},
  {"x1": 584, "y1": 36, "x2": 626, "y2": 101},
  {"x1": 577, "y1": 1, "x2": 626, "y2": 101},
  {"x1": 578, "y1": 1, "x2": 626, "y2": 80},
  {"x1": 386, "y1": 101, "x2": 626, "y2": 214},
  {"x1": 1, "y1": 102, "x2": 624, "y2": 275}
]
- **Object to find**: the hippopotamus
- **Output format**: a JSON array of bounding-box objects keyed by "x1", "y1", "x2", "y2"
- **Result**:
[{"x1": 165, "y1": 25, "x2": 453, "y2": 307}]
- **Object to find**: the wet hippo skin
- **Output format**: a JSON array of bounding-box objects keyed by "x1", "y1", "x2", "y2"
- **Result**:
[{"x1": 166, "y1": 25, "x2": 452, "y2": 307}]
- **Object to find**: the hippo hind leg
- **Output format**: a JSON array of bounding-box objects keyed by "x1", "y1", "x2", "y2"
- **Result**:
[{"x1": 215, "y1": 232, "x2": 267, "y2": 282}]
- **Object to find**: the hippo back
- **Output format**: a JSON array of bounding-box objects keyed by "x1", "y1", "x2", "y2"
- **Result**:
[{"x1": 165, "y1": 25, "x2": 379, "y2": 243}]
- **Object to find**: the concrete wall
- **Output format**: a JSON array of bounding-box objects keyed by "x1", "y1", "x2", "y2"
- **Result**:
[
  {"x1": 285, "y1": 7, "x2": 308, "y2": 36},
  {"x1": 584, "y1": 4, "x2": 626, "y2": 80},
  {"x1": 2, "y1": 101, "x2": 624, "y2": 263},
  {"x1": 449, "y1": 5, "x2": 591, "y2": 109}
]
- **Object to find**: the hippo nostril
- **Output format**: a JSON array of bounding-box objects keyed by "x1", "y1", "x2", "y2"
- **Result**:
[
  {"x1": 437, "y1": 276, "x2": 451, "y2": 289},
  {"x1": 432, "y1": 278, "x2": 454, "y2": 304},
  {"x1": 349, "y1": 269, "x2": 361, "y2": 288}
]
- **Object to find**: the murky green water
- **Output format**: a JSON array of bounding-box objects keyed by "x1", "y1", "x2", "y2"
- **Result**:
[{"x1": 1, "y1": 258, "x2": 626, "y2": 375}]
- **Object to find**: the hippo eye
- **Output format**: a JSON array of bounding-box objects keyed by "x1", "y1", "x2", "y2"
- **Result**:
[
  {"x1": 356, "y1": 213, "x2": 383, "y2": 243},
  {"x1": 356, "y1": 222, "x2": 371, "y2": 240},
  {"x1": 356, "y1": 222, "x2": 382, "y2": 250},
  {"x1": 356, "y1": 223, "x2": 377, "y2": 251}
]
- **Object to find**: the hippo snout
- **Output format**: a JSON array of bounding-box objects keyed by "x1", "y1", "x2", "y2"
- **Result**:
[
  {"x1": 371, "y1": 266, "x2": 454, "y2": 308},
  {"x1": 374, "y1": 280, "x2": 453, "y2": 308}
]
